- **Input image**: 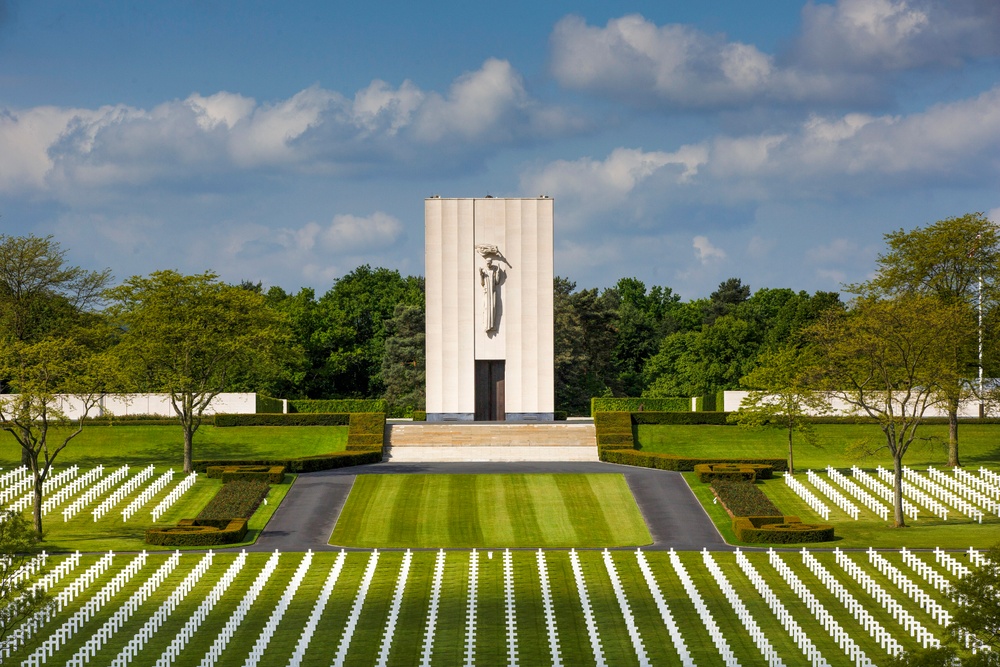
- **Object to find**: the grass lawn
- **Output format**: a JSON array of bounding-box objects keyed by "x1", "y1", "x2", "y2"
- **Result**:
[
  {"x1": 637, "y1": 422, "x2": 1000, "y2": 469},
  {"x1": 0, "y1": 424, "x2": 347, "y2": 468},
  {"x1": 329, "y1": 473, "x2": 652, "y2": 548}
]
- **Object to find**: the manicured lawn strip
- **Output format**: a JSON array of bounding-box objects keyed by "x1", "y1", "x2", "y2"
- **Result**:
[
  {"x1": 576, "y1": 552, "x2": 642, "y2": 667},
  {"x1": 507, "y1": 551, "x2": 549, "y2": 665},
  {"x1": 544, "y1": 551, "x2": 598, "y2": 667},
  {"x1": 474, "y1": 551, "x2": 508, "y2": 666},
  {"x1": 637, "y1": 423, "x2": 1000, "y2": 468},
  {"x1": 610, "y1": 552, "x2": 685, "y2": 666},
  {"x1": 343, "y1": 551, "x2": 401, "y2": 667},
  {"x1": 429, "y1": 551, "x2": 470, "y2": 666},
  {"x1": 300, "y1": 554, "x2": 368, "y2": 667},
  {"x1": 330, "y1": 474, "x2": 651, "y2": 548},
  {"x1": 387, "y1": 550, "x2": 435, "y2": 667},
  {"x1": 0, "y1": 424, "x2": 348, "y2": 468}
]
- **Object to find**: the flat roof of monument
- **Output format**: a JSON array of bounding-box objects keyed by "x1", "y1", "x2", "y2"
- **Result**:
[{"x1": 425, "y1": 195, "x2": 552, "y2": 200}]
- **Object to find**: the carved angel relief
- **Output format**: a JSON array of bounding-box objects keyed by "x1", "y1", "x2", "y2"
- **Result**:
[{"x1": 476, "y1": 244, "x2": 508, "y2": 335}]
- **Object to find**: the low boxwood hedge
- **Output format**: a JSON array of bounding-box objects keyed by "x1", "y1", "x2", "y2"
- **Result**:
[
  {"x1": 696, "y1": 463, "x2": 773, "y2": 483},
  {"x1": 206, "y1": 465, "x2": 286, "y2": 484},
  {"x1": 197, "y1": 480, "x2": 270, "y2": 521},
  {"x1": 288, "y1": 399, "x2": 387, "y2": 413},
  {"x1": 710, "y1": 479, "x2": 781, "y2": 517},
  {"x1": 591, "y1": 397, "x2": 689, "y2": 416},
  {"x1": 599, "y1": 448, "x2": 787, "y2": 472},
  {"x1": 733, "y1": 515, "x2": 835, "y2": 543},
  {"x1": 632, "y1": 411, "x2": 734, "y2": 425},
  {"x1": 193, "y1": 450, "x2": 382, "y2": 474},
  {"x1": 215, "y1": 413, "x2": 350, "y2": 427},
  {"x1": 145, "y1": 518, "x2": 248, "y2": 546}
]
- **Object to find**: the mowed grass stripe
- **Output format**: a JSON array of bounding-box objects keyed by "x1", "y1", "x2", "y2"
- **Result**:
[{"x1": 330, "y1": 474, "x2": 652, "y2": 548}]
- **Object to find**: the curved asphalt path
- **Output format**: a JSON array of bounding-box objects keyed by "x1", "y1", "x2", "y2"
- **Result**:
[{"x1": 246, "y1": 460, "x2": 730, "y2": 552}]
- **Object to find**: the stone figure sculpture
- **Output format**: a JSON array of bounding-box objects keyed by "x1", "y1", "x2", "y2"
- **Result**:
[{"x1": 476, "y1": 244, "x2": 506, "y2": 334}]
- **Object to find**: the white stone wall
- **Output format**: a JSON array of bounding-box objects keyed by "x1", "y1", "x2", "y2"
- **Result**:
[
  {"x1": 0, "y1": 393, "x2": 258, "y2": 420},
  {"x1": 425, "y1": 197, "x2": 554, "y2": 420},
  {"x1": 722, "y1": 390, "x2": 983, "y2": 417}
]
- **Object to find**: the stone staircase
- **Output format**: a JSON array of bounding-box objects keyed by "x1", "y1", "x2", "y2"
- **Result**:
[{"x1": 383, "y1": 421, "x2": 599, "y2": 462}]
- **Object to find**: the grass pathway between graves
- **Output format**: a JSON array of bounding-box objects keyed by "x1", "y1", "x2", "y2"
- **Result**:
[{"x1": 329, "y1": 473, "x2": 652, "y2": 548}]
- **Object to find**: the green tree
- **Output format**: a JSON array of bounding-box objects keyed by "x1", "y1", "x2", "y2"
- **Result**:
[
  {"x1": 553, "y1": 278, "x2": 617, "y2": 414},
  {"x1": 0, "y1": 336, "x2": 108, "y2": 535},
  {"x1": 703, "y1": 277, "x2": 750, "y2": 325},
  {"x1": 381, "y1": 303, "x2": 425, "y2": 416},
  {"x1": 606, "y1": 278, "x2": 682, "y2": 396},
  {"x1": 106, "y1": 271, "x2": 292, "y2": 472},
  {"x1": 728, "y1": 346, "x2": 830, "y2": 474},
  {"x1": 807, "y1": 296, "x2": 965, "y2": 527},
  {"x1": 854, "y1": 212, "x2": 1000, "y2": 467},
  {"x1": 0, "y1": 510, "x2": 51, "y2": 646}
]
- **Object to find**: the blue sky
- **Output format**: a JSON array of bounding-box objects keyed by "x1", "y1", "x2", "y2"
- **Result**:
[{"x1": 1, "y1": 0, "x2": 999, "y2": 298}]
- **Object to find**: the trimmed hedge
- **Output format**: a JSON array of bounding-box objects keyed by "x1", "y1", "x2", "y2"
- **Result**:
[
  {"x1": 255, "y1": 395, "x2": 284, "y2": 414},
  {"x1": 288, "y1": 399, "x2": 387, "y2": 414},
  {"x1": 215, "y1": 413, "x2": 350, "y2": 427},
  {"x1": 632, "y1": 411, "x2": 734, "y2": 425},
  {"x1": 197, "y1": 480, "x2": 270, "y2": 521},
  {"x1": 696, "y1": 463, "x2": 773, "y2": 483},
  {"x1": 347, "y1": 412, "x2": 386, "y2": 450},
  {"x1": 733, "y1": 515, "x2": 835, "y2": 543},
  {"x1": 205, "y1": 465, "x2": 286, "y2": 484},
  {"x1": 599, "y1": 448, "x2": 787, "y2": 472},
  {"x1": 591, "y1": 397, "x2": 689, "y2": 416},
  {"x1": 412, "y1": 411, "x2": 427, "y2": 422},
  {"x1": 193, "y1": 450, "x2": 382, "y2": 474},
  {"x1": 554, "y1": 411, "x2": 568, "y2": 421},
  {"x1": 710, "y1": 479, "x2": 781, "y2": 516},
  {"x1": 146, "y1": 518, "x2": 248, "y2": 546},
  {"x1": 82, "y1": 416, "x2": 204, "y2": 427}
]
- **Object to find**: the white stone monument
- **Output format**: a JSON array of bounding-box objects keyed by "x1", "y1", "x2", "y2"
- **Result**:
[{"x1": 425, "y1": 196, "x2": 554, "y2": 421}]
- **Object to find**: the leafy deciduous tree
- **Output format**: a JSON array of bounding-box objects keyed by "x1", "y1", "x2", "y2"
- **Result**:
[
  {"x1": 381, "y1": 303, "x2": 425, "y2": 416},
  {"x1": 0, "y1": 510, "x2": 50, "y2": 646}
]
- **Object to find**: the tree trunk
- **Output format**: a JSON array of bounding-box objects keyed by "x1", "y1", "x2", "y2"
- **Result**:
[
  {"x1": 787, "y1": 425, "x2": 794, "y2": 476},
  {"x1": 32, "y1": 478, "x2": 43, "y2": 537},
  {"x1": 948, "y1": 407, "x2": 961, "y2": 467},
  {"x1": 20, "y1": 426, "x2": 32, "y2": 468},
  {"x1": 893, "y1": 457, "x2": 906, "y2": 528},
  {"x1": 183, "y1": 425, "x2": 194, "y2": 474}
]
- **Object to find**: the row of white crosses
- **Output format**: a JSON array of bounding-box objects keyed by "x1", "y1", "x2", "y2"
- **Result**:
[
  {"x1": 701, "y1": 548, "x2": 784, "y2": 667},
  {"x1": 603, "y1": 550, "x2": 650, "y2": 667},
  {"x1": 825, "y1": 467, "x2": 890, "y2": 521},
  {"x1": 900, "y1": 548, "x2": 952, "y2": 594},
  {"x1": 331, "y1": 550, "x2": 379, "y2": 667},
  {"x1": 1, "y1": 552, "x2": 48, "y2": 595},
  {"x1": 875, "y1": 466, "x2": 952, "y2": 521},
  {"x1": 22, "y1": 552, "x2": 147, "y2": 666},
  {"x1": 768, "y1": 549, "x2": 876, "y2": 667},
  {"x1": 927, "y1": 468, "x2": 1000, "y2": 514},
  {"x1": 66, "y1": 551, "x2": 181, "y2": 667},
  {"x1": 734, "y1": 549, "x2": 830, "y2": 667},
  {"x1": 953, "y1": 468, "x2": 1000, "y2": 501},
  {"x1": 374, "y1": 550, "x2": 411, "y2": 667},
  {"x1": 898, "y1": 467, "x2": 984, "y2": 522},
  {"x1": 41, "y1": 467, "x2": 103, "y2": 516},
  {"x1": 934, "y1": 547, "x2": 972, "y2": 579},
  {"x1": 832, "y1": 549, "x2": 940, "y2": 648},
  {"x1": 966, "y1": 547, "x2": 991, "y2": 568},
  {"x1": 0, "y1": 467, "x2": 30, "y2": 492},
  {"x1": 502, "y1": 550, "x2": 518, "y2": 667},
  {"x1": 121, "y1": 470, "x2": 175, "y2": 522},
  {"x1": 198, "y1": 550, "x2": 281, "y2": 667},
  {"x1": 569, "y1": 549, "x2": 608, "y2": 667},
  {"x1": 91, "y1": 465, "x2": 155, "y2": 521},
  {"x1": 668, "y1": 548, "x2": 739, "y2": 666},
  {"x1": 150, "y1": 472, "x2": 198, "y2": 522},
  {"x1": 865, "y1": 549, "x2": 951, "y2": 626},
  {"x1": 635, "y1": 550, "x2": 693, "y2": 666},
  {"x1": 0, "y1": 470, "x2": 35, "y2": 507},
  {"x1": 980, "y1": 467, "x2": 1000, "y2": 489},
  {"x1": 784, "y1": 474, "x2": 831, "y2": 520},
  {"x1": 806, "y1": 470, "x2": 861, "y2": 519},
  {"x1": 62, "y1": 466, "x2": 130, "y2": 521},
  {"x1": 4, "y1": 467, "x2": 80, "y2": 514},
  {"x1": 851, "y1": 467, "x2": 920, "y2": 520},
  {"x1": 287, "y1": 550, "x2": 346, "y2": 667},
  {"x1": 1, "y1": 553, "x2": 83, "y2": 659},
  {"x1": 244, "y1": 550, "x2": 314, "y2": 667},
  {"x1": 534, "y1": 550, "x2": 562, "y2": 667},
  {"x1": 463, "y1": 550, "x2": 480, "y2": 667},
  {"x1": 111, "y1": 551, "x2": 218, "y2": 667}
]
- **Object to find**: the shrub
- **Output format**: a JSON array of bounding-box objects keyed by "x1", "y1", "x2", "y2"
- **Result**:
[
  {"x1": 82, "y1": 416, "x2": 200, "y2": 427},
  {"x1": 193, "y1": 450, "x2": 382, "y2": 474},
  {"x1": 590, "y1": 397, "x2": 689, "y2": 416},
  {"x1": 710, "y1": 479, "x2": 781, "y2": 517},
  {"x1": 215, "y1": 413, "x2": 350, "y2": 427},
  {"x1": 255, "y1": 395, "x2": 284, "y2": 414},
  {"x1": 632, "y1": 411, "x2": 733, "y2": 425},
  {"x1": 732, "y1": 515, "x2": 835, "y2": 543},
  {"x1": 145, "y1": 518, "x2": 248, "y2": 546},
  {"x1": 347, "y1": 412, "x2": 386, "y2": 450},
  {"x1": 599, "y1": 449, "x2": 787, "y2": 472},
  {"x1": 197, "y1": 480, "x2": 270, "y2": 521},
  {"x1": 695, "y1": 463, "x2": 773, "y2": 483},
  {"x1": 412, "y1": 411, "x2": 427, "y2": 422},
  {"x1": 205, "y1": 465, "x2": 286, "y2": 484},
  {"x1": 554, "y1": 411, "x2": 568, "y2": 421},
  {"x1": 288, "y1": 399, "x2": 387, "y2": 413}
]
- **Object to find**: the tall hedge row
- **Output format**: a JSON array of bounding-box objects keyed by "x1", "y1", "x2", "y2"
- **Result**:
[
  {"x1": 255, "y1": 395, "x2": 285, "y2": 414},
  {"x1": 288, "y1": 399, "x2": 387, "y2": 413},
  {"x1": 215, "y1": 413, "x2": 350, "y2": 427},
  {"x1": 590, "y1": 397, "x2": 689, "y2": 416}
]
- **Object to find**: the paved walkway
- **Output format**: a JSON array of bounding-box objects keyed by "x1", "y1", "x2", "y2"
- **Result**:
[{"x1": 247, "y1": 461, "x2": 731, "y2": 552}]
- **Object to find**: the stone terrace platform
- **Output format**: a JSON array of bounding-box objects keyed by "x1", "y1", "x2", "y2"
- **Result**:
[{"x1": 383, "y1": 421, "x2": 599, "y2": 462}]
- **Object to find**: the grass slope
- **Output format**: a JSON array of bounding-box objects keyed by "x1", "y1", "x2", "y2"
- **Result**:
[
  {"x1": 330, "y1": 474, "x2": 652, "y2": 548},
  {"x1": 6, "y1": 548, "x2": 975, "y2": 667}
]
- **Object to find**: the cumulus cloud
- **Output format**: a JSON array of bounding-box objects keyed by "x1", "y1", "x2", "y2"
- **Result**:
[
  {"x1": 0, "y1": 59, "x2": 580, "y2": 200},
  {"x1": 549, "y1": 2, "x2": 1000, "y2": 110},
  {"x1": 693, "y1": 235, "x2": 726, "y2": 263}
]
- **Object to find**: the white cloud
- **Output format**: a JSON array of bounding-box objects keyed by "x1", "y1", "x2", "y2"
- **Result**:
[
  {"x1": 988, "y1": 207, "x2": 1000, "y2": 224},
  {"x1": 0, "y1": 59, "x2": 579, "y2": 200},
  {"x1": 693, "y1": 235, "x2": 726, "y2": 263}
]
